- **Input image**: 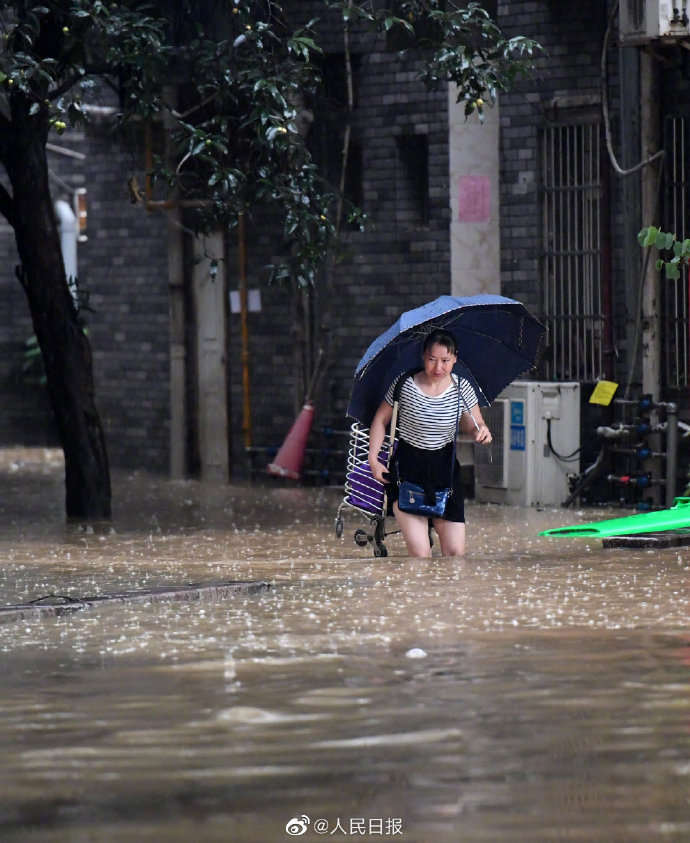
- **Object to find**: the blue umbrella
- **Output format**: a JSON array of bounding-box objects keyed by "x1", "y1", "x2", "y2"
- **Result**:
[{"x1": 347, "y1": 294, "x2": 545, "y2": 426}]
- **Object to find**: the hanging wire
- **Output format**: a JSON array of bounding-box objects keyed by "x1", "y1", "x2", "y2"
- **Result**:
[{"x1": 601, "y1": 0, "x2": 665, "y2": 176}]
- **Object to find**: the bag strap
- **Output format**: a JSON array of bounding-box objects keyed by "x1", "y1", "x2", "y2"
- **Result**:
[
  {"x1": 386, "y1": 368, "x2": 420, "y2": 467},
  {"x1": 392, "y1": 367, "x2": 421, "y2": 403}
]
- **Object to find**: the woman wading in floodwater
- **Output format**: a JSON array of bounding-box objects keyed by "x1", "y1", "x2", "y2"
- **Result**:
[{"x1": 367, "y1": 330, "x2": 492, "y2": 558}]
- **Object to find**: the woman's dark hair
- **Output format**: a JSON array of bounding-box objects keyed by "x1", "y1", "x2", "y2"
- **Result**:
[{"x1": 423, "y1": 329, "x2": 457, "y2": 355}]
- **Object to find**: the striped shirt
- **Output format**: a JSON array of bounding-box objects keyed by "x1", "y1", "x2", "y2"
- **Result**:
[{"x1": 385, "y1": 373, "x2": 478, "y2": 450}]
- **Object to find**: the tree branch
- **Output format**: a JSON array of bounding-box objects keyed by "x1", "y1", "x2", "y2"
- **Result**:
[{"x1": 48, "y1": 73, "x2": 83, "y2": 101}]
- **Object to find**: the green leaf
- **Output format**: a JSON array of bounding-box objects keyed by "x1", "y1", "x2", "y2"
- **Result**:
[
  {"x1": 665, "y1": 231, "x2": 675, "y2": 250},
  {"x1": 665, "y1": 262, "x2": 681, "y2": 281},
  {"x1": 642, "y1": 226, "x2": 658, "y2": 247},
  {"x1": 655, "y1": 229, "x2": 669, "y2": 249}
]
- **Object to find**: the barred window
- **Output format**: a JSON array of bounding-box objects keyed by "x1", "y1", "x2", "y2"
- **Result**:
[{"x1": 539, "y1": 119, "x2": 607, "y2": 382}]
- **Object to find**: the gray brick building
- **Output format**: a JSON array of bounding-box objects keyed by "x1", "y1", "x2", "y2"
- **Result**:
[
  {"x1": 498, "y1": 0, "x2": 690, "y2": 407},
  {"x1": 2, "y1": 1, "x2": 688, "y2": 500},
  {"x1": 1, "y1": 9, "x2": 456, "y2": 480}
]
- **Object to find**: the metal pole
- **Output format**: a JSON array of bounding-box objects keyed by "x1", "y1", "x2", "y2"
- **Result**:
[
  {"x1": 640, "y1": 51, "x2": 662, "y2": 399},
  {"x1": 600, "y1": 118, "x2": 613, "y2": 378},
  {"x1": 163, "y1": 87, "x2": 187, "y2": 480},
  {"x1": 168, "y1": 212, "x2": 186, "y2": 479},
  {"x1": 640, "y1": 50, "x2": 663, "y2": 504},
  {"x1": 238, "y1": 212, "x2": 252, "y2": 450},
  {"x1": 665, "y1": 402, "x2": 678, "y2": 507}
]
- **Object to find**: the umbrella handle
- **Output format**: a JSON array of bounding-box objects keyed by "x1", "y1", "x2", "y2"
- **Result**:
[{"x1": 459, "y1": 389, "x2": 480, "y2": 432}]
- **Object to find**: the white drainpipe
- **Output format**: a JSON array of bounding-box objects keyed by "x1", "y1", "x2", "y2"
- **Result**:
[{"x1": 54, "y1": 198, "x2": 79, "y2": 308}]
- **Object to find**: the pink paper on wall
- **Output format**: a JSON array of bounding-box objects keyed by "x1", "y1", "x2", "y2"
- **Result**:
[{"x1": 457, "y1": 175, "x2": 490, "y2": 222}]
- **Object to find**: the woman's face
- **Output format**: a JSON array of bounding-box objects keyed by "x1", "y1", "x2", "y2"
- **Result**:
[{"x1": 423, "y1": 342, "x2": 457, "y2": 380}]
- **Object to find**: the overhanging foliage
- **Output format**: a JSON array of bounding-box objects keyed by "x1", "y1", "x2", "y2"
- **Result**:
[{"x1": 1, "y1": 0, "x2": 541, "y2": 285}]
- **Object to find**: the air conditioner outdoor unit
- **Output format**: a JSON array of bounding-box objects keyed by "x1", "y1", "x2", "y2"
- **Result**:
[
  {"x1": 619, "y1": 0, "x2": 690, "y2": 44},
  {"x1": 474, "y1": 381, "x2": 580, "y2": 507}
]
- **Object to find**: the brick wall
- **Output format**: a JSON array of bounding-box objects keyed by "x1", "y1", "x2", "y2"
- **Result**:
[
  {"x1": 498, "y1": 0, "x2": 612, "y2": 315},
  {"x1": 83, "y1": 123, "x2": 170, "y2": 471},
  {"x1": 0, "y1": 213, "x2": 57, "y2": 446},
  {"x1": 0, "y1": 14, "x2": 460, "y2": 476},
  {"x1": 497, "y1": 0, "x2": 636, "y2": 385},
  {"x1": 227, "y1": 28, "x2": 453, "y2": 467},
  {"x1": 0, "y1": 107, "x2": 170, "y2": 470}
]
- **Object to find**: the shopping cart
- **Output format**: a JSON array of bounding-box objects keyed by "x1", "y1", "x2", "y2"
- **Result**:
[{"x1": 333, "y1": 421, "x2": 398, "y2": 556}]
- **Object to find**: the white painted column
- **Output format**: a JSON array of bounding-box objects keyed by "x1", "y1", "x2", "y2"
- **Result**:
[
  {"x1": 54, "y1": 198, "x2": 79, "y2": 308},
  {"x1": 448, "y1": 86, "x2": 501, "y2": 296},
  {"x1": 193, "y1": 232, "x2": 229, "y2": 482}
]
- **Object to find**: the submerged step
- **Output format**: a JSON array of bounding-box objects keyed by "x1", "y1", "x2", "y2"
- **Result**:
[{"x1": 0, "y1": 579, "x2": 271, "y2": 624}]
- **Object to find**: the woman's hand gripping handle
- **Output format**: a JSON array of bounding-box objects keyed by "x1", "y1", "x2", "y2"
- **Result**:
[{"x1": 463, "y1": 404, "x2": 493, "y2": 445}]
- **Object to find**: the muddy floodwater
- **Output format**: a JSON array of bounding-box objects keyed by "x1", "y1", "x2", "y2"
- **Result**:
[{"x1": 0, "y1": 449, "x2": 689, "y2": 842}]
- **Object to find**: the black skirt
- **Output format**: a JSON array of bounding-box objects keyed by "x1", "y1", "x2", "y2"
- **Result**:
[{"x1": 387, "y1": 438, "x2": 465, "y2": 523}]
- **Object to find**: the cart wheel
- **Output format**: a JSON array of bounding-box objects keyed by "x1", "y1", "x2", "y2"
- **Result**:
[
  {"x1": 354, "y1": 529, "x2": 370, "y2": 547},
  {"x1": 335, "y1": 517, "x2": 344, "y2": 538},
  {"x1": 374, "y1": 542, "x2": 388, "y2": 557}
]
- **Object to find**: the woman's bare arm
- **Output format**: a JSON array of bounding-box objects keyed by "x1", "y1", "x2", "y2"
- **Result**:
[{"x1": 368, "y1": 400, "x2": 393, "y2": 482}]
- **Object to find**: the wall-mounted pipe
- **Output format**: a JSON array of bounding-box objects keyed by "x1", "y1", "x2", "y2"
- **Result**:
[
  {"x1": 54, "y1": 198, "x2": 79, "y2": 309},
  {"x1": 665, "y1": 403, "x2": 678, "y2": 507}
]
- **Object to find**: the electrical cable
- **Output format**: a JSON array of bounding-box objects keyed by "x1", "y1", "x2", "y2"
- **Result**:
[
  {"x1": 546, "y1": 418, "x2": 581, "y2": 461},
  {"x1": 601, "y1": 0, "x2": 665, "y2": 176},
  {"x1": 562, "y1": 445, "x2": 607, "y2": 507}
]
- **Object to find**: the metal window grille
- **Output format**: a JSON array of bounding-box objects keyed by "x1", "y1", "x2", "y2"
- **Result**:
[
  {"x1": 539, "y1": 121, "x2": 605, "y2": 381},
  {"x1": 663, "y1": 115, "x2": 690, "y2": 388}
]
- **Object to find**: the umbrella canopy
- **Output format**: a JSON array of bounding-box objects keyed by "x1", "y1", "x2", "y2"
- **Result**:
[{"x1": 347, "y1": 294, "x2": 545, "y2": 426}]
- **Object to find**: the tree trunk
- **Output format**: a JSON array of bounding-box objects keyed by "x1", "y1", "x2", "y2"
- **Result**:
[{"x1": 3, "y1": 133, "x2": 111, "y2": 520}]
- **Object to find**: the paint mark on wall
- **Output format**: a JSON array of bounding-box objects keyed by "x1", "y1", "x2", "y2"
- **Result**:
[{"x1": 458, "y1": 175, "x2": 490, "y2": 222}]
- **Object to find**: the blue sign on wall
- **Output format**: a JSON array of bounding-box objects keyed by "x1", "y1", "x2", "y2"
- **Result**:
[
  {"x1": 510, "y1": 424, "x2": 526, "y2": 451},
  {"x1": 510, "y1": 400, "x2": 524, "y2": 425}
]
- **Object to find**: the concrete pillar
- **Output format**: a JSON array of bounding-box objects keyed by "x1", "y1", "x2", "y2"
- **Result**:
[
  {"x1": 448, "y1": 85, "x2": 501, "y2": 297},
  {"x1": 193, "y1": 231, "x2": 229, "y2": 482}
]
